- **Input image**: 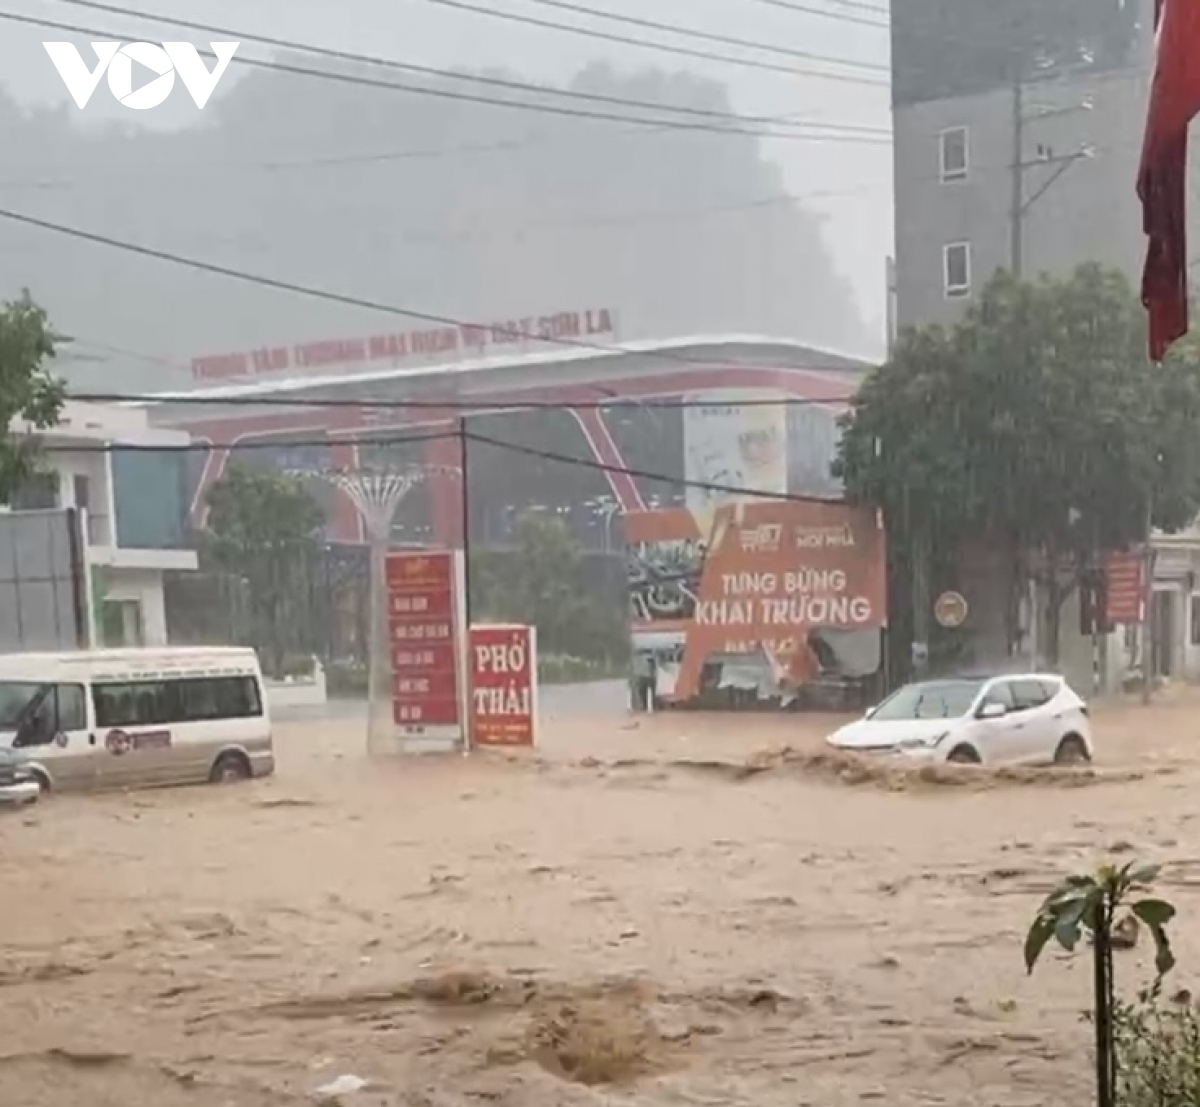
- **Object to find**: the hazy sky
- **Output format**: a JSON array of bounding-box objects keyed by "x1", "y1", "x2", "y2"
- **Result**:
[{"x1": 0, "y1": 0, "x2": 893, "y2": 352}]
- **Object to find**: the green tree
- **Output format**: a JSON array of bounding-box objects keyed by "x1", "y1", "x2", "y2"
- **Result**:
[
  {"x1": 1025, "y1": 861, "x2": 1176, "y2": 1107},
  {"x1": 473, "y1": 512, "x2": 627, "y2": 667},
  {"x1": 0, "y1": 291, "x2": 65, "y2": 501},
  {"x1": 837, "y1": 264, "x2": 1200, "y2": 665},
  {"x1": 202, "y1": 465, "x2": 323, "y2": 676}
]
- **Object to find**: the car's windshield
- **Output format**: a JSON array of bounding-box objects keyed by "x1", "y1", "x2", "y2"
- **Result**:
[
  {"x1": 0, "y1": 682, "x2": 48, "y2": 730},
  {"x1": 870, "y1": 680, "x2": 983, "y2": 721}
]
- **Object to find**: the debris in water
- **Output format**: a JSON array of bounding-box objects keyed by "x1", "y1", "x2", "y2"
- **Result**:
[{"x1": 314, "y1": 1073, "x2": 369, "y2": 1099}]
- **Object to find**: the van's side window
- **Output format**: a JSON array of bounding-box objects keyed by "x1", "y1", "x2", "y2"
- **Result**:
[
  {"x1": 93, "y1": 677, "x2": 263, "y2": 728},
  {"x1": 178, "y1": 677, "x2": 261, "y2": 721}
]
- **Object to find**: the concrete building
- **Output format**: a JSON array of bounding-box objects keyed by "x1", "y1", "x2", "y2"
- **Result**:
[
  {"x1": 891, "y1": 0, "x2": 1157, "y2": 328},
  {"x1": 146, "y1": 334, "x2": 868, "y2": 550},
  {"x1": 6, "y1": 402, "x2": 198, "y2": 647},
  {"x1": 889, "y1": 0, "x2": 1200, "y2": 690}
]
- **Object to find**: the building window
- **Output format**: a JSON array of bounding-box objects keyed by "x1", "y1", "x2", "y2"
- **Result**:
[
  {"x1": 943, "y1": 242, "x2": 971, "y2": 299},
  {"x1": 73, "y1": 474, "x2": 91, "y2": 511},
  {"x1": 1191, "y1": 594, "x2": 1200, "y2": 646},
  {"x1": 939, "y1": 126, "x2": 969, "y2": 182}
]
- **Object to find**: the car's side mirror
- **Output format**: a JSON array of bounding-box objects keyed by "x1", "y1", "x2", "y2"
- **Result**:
[
  {"x1": 978, "y1": 702, "x2": 1007, "y2": 720},
  {"x1": 863, "y1": 706, "x2": 875, "y2": 719}
]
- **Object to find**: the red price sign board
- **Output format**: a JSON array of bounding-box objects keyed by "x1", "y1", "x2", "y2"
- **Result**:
[
  {"x1": 1104, "y1": 551, "x2": 1145, "y2": 626},
  {"x1": 385, "y1": 551, "x2": 462, "y2": 733},
  {"x1": 469, "y1": 624, "x2": 537, "y2": 747}
]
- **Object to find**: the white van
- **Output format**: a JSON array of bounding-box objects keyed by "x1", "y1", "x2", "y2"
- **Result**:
[{"x1": 0, "y1": 647, "x2": 274, "y2": 793}]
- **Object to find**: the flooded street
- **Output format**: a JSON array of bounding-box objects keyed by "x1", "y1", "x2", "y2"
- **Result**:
[{"x1": 3, "y1": 695, "x2": 1200, "y2": 1106}]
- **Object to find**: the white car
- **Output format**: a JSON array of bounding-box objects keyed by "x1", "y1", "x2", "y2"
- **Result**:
[{"x1": 826, "y1": 673, "x2": 1093, "y2": 766}]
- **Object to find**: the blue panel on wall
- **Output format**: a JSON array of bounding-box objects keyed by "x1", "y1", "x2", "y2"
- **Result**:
[{"x1": 113, "y1": 450, "x2": 188, "y2": 549}]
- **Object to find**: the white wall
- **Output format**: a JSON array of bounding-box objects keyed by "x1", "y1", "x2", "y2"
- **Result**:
[
  {"x1": 101, "y1": 567, "x2": 169, "y2": 647},
  {"x1": 51, "y1": 448, "x2": 114, "y2": 546}
]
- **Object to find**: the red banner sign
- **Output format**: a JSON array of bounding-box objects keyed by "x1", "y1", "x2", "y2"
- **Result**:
[
  {"x1": 625, "y1": 500, "x2": 887, "y2": 702},
  {"x1": 1104, "y1": 551, "x2": 1145, "y2": 625},
  {"x1": 468, "y1": 624, "x2": 537, "y2": 747},
  {"x1": 385, "y1": 551, "x2": 462, "y2": 731}
]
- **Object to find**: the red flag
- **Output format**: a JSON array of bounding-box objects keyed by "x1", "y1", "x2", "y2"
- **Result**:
[{"x1": 1139, "y1": 0, "x2": 1200, "y2": 360}]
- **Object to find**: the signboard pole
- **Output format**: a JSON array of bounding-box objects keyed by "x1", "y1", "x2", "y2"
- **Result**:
[
  {"x1": 455, "y1": 549, "x2": 472, "y2": 754},
  {"x1": 289, "y1": 464, "x2": 460, "y2": 755}
]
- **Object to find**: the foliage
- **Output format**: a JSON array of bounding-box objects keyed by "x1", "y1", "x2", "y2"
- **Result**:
[
  {"x1": 538, "y1": 653, "x2": 624, "y2": 685},
  {"x1": 1025, "y1": 860, "x2": 1176, "y2": 1107},
  {"x1": 1113, "y1": 984, "x2": 1200, "y2": 1107},
  {"x1": 0, "y1": 291, "x2": 65, "y2": 504},
  {"x1": 893, "y1": 0, "x2": 1139, "y2": 104},
  {"x1": 473, "y1": 512, "x2": 628, "y2": 670},
  {"x1": 201, "y1": 465, "x2": 324, "y2": 677},
  {"x1": 837, "y1": 264, "x2": 1200, "y2": 662}
]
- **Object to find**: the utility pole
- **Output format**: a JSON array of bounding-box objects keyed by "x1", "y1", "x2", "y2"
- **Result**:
[
  {"x1": 1008, "y1": 78, "x2": 1091, "y2": 666},
  {"x1": 1009, "y1": 80, "x2": 1094, "y2": 279},
  {"x1": 1010, "y1": 80, "x2": 1025, "y2": 277}
]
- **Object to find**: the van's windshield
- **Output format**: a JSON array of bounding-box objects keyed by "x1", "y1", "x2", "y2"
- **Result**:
[{"x1": 0, "y1": 682, "x2": 49, "y2": 730}]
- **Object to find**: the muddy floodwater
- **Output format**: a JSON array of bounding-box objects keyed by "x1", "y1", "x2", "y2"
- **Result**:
[{"x1": 3, "y1": 693, "x2": 1200, "y2": 1106}]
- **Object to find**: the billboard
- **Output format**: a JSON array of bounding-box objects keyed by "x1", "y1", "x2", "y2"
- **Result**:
[
  {"x1": 469, "y1": 624, "x2": 537, "y2": 747},
  {"x1": 385, "y1": 550, "x2": 463, "y2": 739},
  {"x1": 682, "y1": 389, "x2": 788, "y2": 522},
  {"x1": 625, "y1": 500, "x2": 886, "y2": 704}
]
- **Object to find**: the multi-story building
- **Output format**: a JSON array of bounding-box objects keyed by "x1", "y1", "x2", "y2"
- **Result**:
[
  {"x1": 891, "y1": 0, "x2": 1154, "y2": 328},
  {"x1": 889, "y1": 0, "x2": 1200, "y2": 688},
  {"x1": 3, "y1": 402, "x2": 197, "y2": 648}
]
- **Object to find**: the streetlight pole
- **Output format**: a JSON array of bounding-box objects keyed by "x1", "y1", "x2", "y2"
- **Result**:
[{"x1": 293, "y1": 463, "x2": 456, "y2": 755}]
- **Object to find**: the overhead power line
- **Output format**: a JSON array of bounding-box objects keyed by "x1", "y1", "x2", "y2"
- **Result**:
[
  {"x1": 70, "y1": 391, "x2": 852, "y2": 411},
  {"x1": 38, "y1": 429, "x2": 455, "y2": 454},
  {"x1": 1, "y1": 126, "x2": 889, "y2": 187},
  {"x1": 738, "y1": 0, "x2": 888, "y2": 29},
  {"x1": 36, "y1": 428, "x2": 840, "y2": 504},
  {"x1": 18, "y1": 186, "x2": 881, "y2": 245},
  {"x1": 464, "y1": 429, "x2": 840, "y2": 503},
  {"x1": 827, "y1": 0, "x2": 890, "y2": 15},
  {"x1": 417, "y1": 0, "x2": 889, "y2": 85},
  {"x1": 0, "y1": 9, "x2": 884, "y2": 141},
  {"x1": 0, "y1": 204, "x2": 872, "y2": 372},
  {"x1": 50, "y1": 0, "x2": 890, "y2": 136},
  {"x1": 494, "y1": 0, "x2": 888, "y2": 71}
]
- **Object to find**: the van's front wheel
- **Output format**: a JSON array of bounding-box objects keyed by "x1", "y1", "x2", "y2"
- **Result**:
[{"x1": 210, "y1": 751, "x2": 252, "y2": 784}]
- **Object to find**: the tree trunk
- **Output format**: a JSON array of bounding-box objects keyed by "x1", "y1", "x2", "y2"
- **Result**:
[
  {"x1": 1003, "y1": 531, "x2": 1024, "y2": 657},
  {"x1": 911, "y1": 521, "x2": 932, "y2": 677},
  {"x1": 1093, "y1": 897, "x2": 1116, "y2": 1107},
  {"x1": 1045, "y1": 573, "x2": 1063, "y2": 668}
]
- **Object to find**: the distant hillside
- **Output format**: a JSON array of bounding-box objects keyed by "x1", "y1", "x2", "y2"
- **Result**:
[{"x1": 0, "y1": 58, "x2": 865, "y2": 393}]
